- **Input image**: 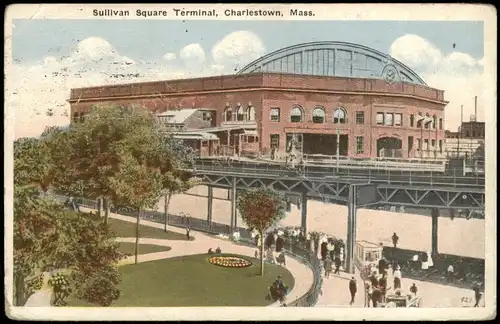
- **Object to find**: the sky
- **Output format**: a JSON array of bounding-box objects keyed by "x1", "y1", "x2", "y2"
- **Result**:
[{"x1": 9, "y1": 19, "x2": 486, "y2": 139}]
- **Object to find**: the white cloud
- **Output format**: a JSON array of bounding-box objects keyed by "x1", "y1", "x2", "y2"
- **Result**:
[
  {"x1": 390, "y1": 34, "x2": 485, "y2": 130},
  {"x1": 211, "y1": 31, "x2": 266, "y2": 70},
  {"x1": 10, "y1": 32, "x2": 267, "y2": 139},
  {"x1": 179, "y1": 43, "x2": 206, "y2": 68},
  {"x1": 163, "y1": 52, "x2": 176, "y2": 61}
]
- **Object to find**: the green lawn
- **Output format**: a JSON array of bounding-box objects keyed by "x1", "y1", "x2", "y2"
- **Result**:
[
  {"x1": 67, "y1": 253, "x2": 295, "y2": 307},
  {"x1": 118, "y1": 242, "x2": 172, "y2": 256},
  {"x1": 108, "y1": 218, "x2": 194, "y2": 241}
]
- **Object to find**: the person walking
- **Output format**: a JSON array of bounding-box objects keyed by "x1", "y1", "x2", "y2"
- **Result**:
[
  {"x1": 447, "y1": 264, "x2": 455, "y2": 282},
  {"x1": 186, "y1": 227, "x2": 191, "y2": 240},
  {"x1": 334, "y1": 256, "x2": 342, "y2": 275},
  {"x1": 473, "y1": 285, "x2": 482, "y2": 307},
  {"x1": 365, "y1": 283, "x2": 373, "y2": 308},
  {"x1": 392, "y1": 232, "x2": 399, "y2": 248},
  {"x1": 393, "y1": 265, "x2": 402, "y2": 290},
  {"x1": 410, "y1": 283, "x2": 418, "y2": 296},
  {"x1": 349, "y1": 277, "x2": 357, "y2": 306},
  {"x1": 324, "y1": 256, "x2": 333, "y2": 278}
]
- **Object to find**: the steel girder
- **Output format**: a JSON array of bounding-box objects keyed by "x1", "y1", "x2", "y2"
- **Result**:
[
  {"x1": 198, "y1": 173, "x2": 485, "y2": 210},
  {"x1": 199, "y1": 173, "x2": 349, "y2": 202},
  {"x1": 375, "y1": 186, "x2": 485, "y2": 210}
]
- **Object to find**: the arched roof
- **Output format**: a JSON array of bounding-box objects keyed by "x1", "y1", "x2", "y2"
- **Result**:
[{"x1": 237, "y1": 41, "x2": 427, "y2": 86}]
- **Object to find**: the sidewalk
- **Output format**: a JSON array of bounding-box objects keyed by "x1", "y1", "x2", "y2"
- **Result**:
[{"x1": 80, "y1": 207, "x2": 314, "y2": 307}]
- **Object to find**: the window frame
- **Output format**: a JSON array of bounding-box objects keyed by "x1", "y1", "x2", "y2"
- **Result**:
[
  {"x1": 270, "y1": 107, "x2": 281, "y2": 122},
  {"x1": 355, "y1": 111, "x2": 365, "y2": 125},
  {"x1": 376, "y1": 112, "x2": 385, "y2": 125},
  {"x1": 290, "y1": 106, "x2": 304, "y2": 123},
  {"x1": 356, "y1": 136, "x2": 364, "y2": 154},
  {"x1": 270, "y1": 134, "x2": 280, "y2": 149},
  {"x1": 333, "y1": 107, "x2": 347, "y2": 124}
]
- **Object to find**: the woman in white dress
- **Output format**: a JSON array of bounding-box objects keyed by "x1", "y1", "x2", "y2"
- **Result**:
[
  {"x1": 427, "y1": 251, "x2": 434, "y2": 268},
  {"x1": 421, "y1": 252, "x2": 429, "y2": 270}
]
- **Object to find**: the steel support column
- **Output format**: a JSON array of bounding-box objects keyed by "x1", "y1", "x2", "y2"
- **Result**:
[
  {"x1": 431, "y1": 207, "x2": 439, "y2": 255},
  {"x1": 207, "y1": 186, "x2": 213, "y2": 225},
  {"x1": 346, "y1": 185, "x2": 357, "y2": 274},
  {"x1": 230, "y1": 177, "x2": 237, "y2": 230},
  {"x1": 301, "y1": 191, "x2": 308, "y2": 234}
]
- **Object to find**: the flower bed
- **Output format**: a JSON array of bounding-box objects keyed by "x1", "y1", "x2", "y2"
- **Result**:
[{"x1": 208, "y1": 256, "x2": 252, "y2": 268}]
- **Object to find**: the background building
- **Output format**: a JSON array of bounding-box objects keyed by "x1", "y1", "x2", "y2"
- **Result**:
[
  {"x1": 69, "y1": 41, "x2": 448, "y2": 159},
  {"x1": 445, "y1": 118, "x2": 485, "y2": 159}
]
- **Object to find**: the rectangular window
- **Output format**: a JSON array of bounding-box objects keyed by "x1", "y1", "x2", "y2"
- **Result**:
[
  {"x1": 439, "y1": 140, "x2": 443, "y2": 153},
  {"x1": 202, "y1": 112, "x2": 211, "y2": 121},
  {"x1": 439, "y1": 118, "x2": 443, "y2": 130},
  {"x1": 417, "y1": 139, "x2": 421, "y2": 150},
  {"x1": 356, "y1": 136, "x2": 364, "y2": 154},
  {"x1": 270, "y1": 108, "x2": 280, "y2": 122},
  {"x1": 410, "y1": 114, "x2": 415, "y2": 127},
  {"x1": 248, "y1": 136, "x2": 255, "y2": 143},
  {"x1": 394, "y1": 113, "x2": 402, "y2": 126},
  {"x1": 431, "y1": 139, "x2": 436, "y2": 148},
  {"x1": 356, "y1": 111, "x2": 365, "y2": 124},
  {"x1": 376, "y1": 112, "x2": 384, "y2": 125},
  {"x1": 270, "y1": 134, "x2": 280, "y2": 149},
  {"x1": 385, "y1": 113, "x2": 394, "y2": 126},
  {"x1": 424, "y1": 139, "x2": 429, "y2": 150}
]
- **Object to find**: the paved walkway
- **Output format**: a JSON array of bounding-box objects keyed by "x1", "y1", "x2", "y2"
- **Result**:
[
  {"x1": 314, "y1": 267, "x2": 482, "y2": 308},
  {"x1": 81, "y1": 207, "x2": 314, "y2": 307}
]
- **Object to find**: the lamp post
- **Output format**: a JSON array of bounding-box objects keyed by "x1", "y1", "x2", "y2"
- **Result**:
[{"x1": 336, "y1": 129, "x2": 340, "y2": 171}]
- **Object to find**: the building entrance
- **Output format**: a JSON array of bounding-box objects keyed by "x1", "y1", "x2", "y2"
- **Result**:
[{"x1": 302, "y1": 133, "x2": 348, "y2": 156}]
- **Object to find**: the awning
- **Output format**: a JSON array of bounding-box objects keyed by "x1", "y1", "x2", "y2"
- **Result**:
[
  {"x1": 243, "y1": 130, "x2": 259, "y2": 136},
  {"x1": 171, "y1": 132, "x2": 219, "y2": 141}
]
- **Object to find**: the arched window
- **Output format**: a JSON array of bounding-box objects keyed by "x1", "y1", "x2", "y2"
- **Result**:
[
  {"x1": 416, "y1": 112, "x2": 423, "y2": 128},
  {"x1": 246, "y1": 106, "x2": 256, "y2": 121},
  {"x1": 312, "y1": 107, "x2": 326, "y2": 123},
  {"x1": 424, "y1": 113, "x2": 431, "y2": 129},
  {"x1": 224, "y1": 107, "x2": 232, "y2": 122},
  {"x1": 333, "y1": 107, "x2": 347, "y2": 124},
  {"x1": 290, "y1": 106, "x2": 304, "y2": 123},
  {"x1": 236, "y1": 105, "x2": 245, "y2": 121}
]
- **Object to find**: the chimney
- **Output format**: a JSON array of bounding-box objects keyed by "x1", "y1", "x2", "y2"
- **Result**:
[{"x1": 474, "y1": 96, "x2": 478, "y2": 121}]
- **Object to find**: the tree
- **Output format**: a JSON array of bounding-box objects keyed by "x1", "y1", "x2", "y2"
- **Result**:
[
  {"x1": 147, "y1": 133, "x2": 199, "y2": 231},
  {"x1": 13, "y1": 185, "x2": 125, "y2": 306},
  {"x1": 160, "y1": 170, "x2": 200, "y2": 231},
  {"x1": 14, "y1": 126, "x2": 72, "y2": 193},
  {"x1": 237, "y1": 187, "x2": 287, "y2": 276},
  {"x1": 109, "y1": 152, "x2": 164, "y2": 264}
]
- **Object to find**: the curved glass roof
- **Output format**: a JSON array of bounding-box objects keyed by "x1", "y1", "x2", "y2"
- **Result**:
[{"x1": 237, "y1": 41, "x2": 427, "y2": 86}]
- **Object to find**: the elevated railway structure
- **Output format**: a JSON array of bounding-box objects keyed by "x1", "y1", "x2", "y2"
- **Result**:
[{"x1": 185, "y1": 158, "x2": 485, "y2": 261}]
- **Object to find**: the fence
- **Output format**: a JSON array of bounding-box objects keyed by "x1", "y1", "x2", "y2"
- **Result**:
[
  {"x1": 193, "y1": 159, "x2": 485, "y2": 188},
  {"x1": 50, "y1": 194, "x2": 323, "y2": 307}
]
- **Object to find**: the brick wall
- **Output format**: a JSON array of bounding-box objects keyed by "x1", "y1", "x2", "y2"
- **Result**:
[{"x1": 70, "y1": 73, "x2": 446, "y2": 158}]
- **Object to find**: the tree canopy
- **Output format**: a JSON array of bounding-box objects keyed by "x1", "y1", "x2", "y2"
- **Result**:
[
  {"x1": 12, "y1": 104, "x2": 196, "y2": 306},
  {"x1": 237, "y1": 187, "x2": 287, "y2": 232},
  {"x1": 237, "y1": 187, "x2": 287, "y2": 276},
  {"x1": 13, "y1": 185, "x2": 125, "y2": 306}
]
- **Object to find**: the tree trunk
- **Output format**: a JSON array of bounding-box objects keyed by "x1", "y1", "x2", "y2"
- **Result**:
[
  {"x1": 14, "y1": 273, "x2": 26, "y2": 306},
  {"x1": 259, "y1": 230, "x2": 265, "y2": 277},
  {"x1": 103, "y1": 198, "x2": 110, "y2": 225},
  {"x1": 97, "y1": 198, "x2": 102, "y2": 218},
  {"x1": 135, "y1": 209, "x2": 141, "y2": 264},
  {"x1": 163, "y1": 194, "x2": 172, "y2": 232}
]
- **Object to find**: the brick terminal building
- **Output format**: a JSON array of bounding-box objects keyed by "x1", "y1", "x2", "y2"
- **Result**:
[{"x1": 69, "y1": 41, "x2": 447, "y2": 159}]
